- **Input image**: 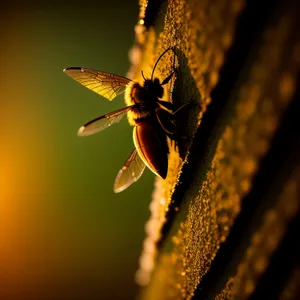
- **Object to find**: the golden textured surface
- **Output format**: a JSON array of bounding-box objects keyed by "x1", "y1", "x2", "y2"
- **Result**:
[
  {"x1": 135, "y1": 0, "x2": 244, "y2": 287},
  {"x1": 131, "y1": 0, "x2": 300, "y2": 298},
  {"x1": 216, "y1": 167, "x2": 300, "y2": 299}
]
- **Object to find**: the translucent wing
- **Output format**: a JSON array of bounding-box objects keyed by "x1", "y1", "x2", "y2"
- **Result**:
[
  {"x1": 78, "y1": 106, "x2": 134, "y2": 136},
  {"x1": 64, "y1": 67, "x2": 132, "y2": 101},
  {"x1": 114, "y1": 148, "x2": 146, "y2": 193}
]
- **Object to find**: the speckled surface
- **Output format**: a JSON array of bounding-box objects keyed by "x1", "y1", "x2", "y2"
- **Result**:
[{"x1": 128, "y1": 0, "x2": 300, "y2": 299}]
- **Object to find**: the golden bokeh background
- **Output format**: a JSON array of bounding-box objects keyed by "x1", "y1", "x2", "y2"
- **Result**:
[{"x1": 0, "y1": 2, "x2": 153, "y2": 299}]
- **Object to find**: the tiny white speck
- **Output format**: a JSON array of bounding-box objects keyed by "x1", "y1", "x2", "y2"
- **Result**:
[{"x1": 132, "y1": 172, "x2": 135, "y2": 177}]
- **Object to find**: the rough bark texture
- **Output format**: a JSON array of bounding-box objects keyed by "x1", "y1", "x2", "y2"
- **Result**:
[{"x1": 128, "y1": 0, "x2": 300, "y2": 299}]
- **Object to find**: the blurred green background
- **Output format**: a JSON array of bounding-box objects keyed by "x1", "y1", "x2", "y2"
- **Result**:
[{"x1": 0, "y1": 2, "x2": 153, "y2": 299}]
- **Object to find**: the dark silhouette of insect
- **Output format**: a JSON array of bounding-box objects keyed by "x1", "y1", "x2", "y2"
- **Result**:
[{"x1": 64, "y1": 48, "x2": 185, "y2": 192}]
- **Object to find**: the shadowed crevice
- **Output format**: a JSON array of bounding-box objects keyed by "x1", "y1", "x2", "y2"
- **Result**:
[
  {"x1": 194, "y1": 69, "x2": 300, "y2": 298},
  {"x1": 248, "y1": 210, "x2": 300, "y2": 299}
]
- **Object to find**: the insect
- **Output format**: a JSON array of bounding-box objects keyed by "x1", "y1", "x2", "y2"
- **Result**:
[{"x1": 64, "y1": 48, "x2": 185, "y2": 192}]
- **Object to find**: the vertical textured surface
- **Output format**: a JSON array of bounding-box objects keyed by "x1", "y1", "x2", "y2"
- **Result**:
[{"x1": 131, "y1": 0, "x2": 300, "y2": 299}]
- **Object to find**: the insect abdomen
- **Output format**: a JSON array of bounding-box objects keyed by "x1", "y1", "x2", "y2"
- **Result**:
[{"x1": 133, "y1": 120, "x2": 168, "y2": 179}]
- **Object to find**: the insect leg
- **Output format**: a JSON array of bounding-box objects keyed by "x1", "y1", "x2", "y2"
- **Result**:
[
  {"x1": 156, "y1": 108, "x2": 178, "y2": 140},
  {"x1": 161, "y1": 71, "x2": 175, "y2": 85},
  {"x1": 157, "y1": 100, "x2": 176, "y2": 111},
  {"x1": 172, "y1": 102, "x2": 190, "y2": 117},
  {"x1": 157, "y1": 102, "x2": 191, "y2": 139}
]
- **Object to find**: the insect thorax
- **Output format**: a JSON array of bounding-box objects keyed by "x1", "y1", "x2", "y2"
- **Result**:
[
  {"x1": 125, "y1": 80, "x2": 164, "y2": 126},
  {"x1": 125, "y1": 79, "x2": 163, "y2": 104}
]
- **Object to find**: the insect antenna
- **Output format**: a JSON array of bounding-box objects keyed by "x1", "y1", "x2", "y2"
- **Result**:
[
  {"x1": 151, "y1": 47, "x2": 174, "y2": 81},
  {"x1": 141, "y1": 70, "x2": 146, "y2": 81}
]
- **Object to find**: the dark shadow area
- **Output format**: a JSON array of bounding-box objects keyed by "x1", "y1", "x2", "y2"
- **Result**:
[
  {"x1": 142, "y1": 0, "x2": 168, "y2": 29},
  {"x1": 171, "y1": 46, "x2": 201, "y2": 160},
  {"x1": 249, "y1": 210, "x2": 300, "y2": 299}
]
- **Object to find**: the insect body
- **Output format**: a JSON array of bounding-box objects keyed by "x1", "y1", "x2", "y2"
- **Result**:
[{"x1": 64, "y1": 48, "x2": 181, "y2": 192}]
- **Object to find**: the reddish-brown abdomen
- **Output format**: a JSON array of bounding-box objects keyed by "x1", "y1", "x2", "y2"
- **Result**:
[{"x1": 133, "y1": 120, "x2": 168, "y2": 179}]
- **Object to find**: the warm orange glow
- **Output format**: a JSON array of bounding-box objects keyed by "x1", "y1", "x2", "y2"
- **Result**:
[{"x1": 0, "y1": 13, "x2": 54, "y2": 298}]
